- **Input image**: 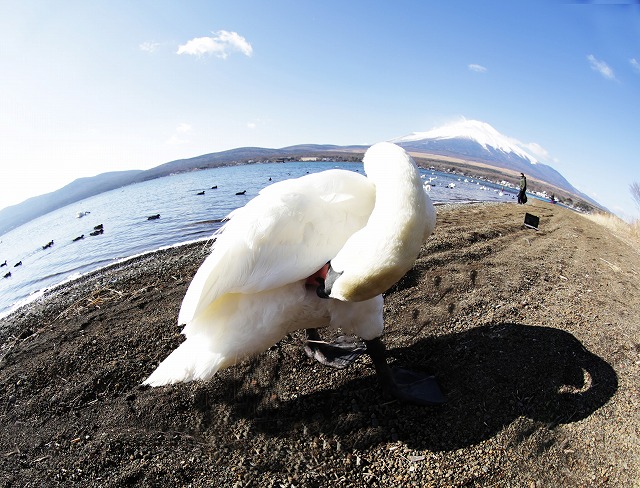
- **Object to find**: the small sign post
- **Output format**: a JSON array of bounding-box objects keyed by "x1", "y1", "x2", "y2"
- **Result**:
[{"x1": 524, "y1": 213, "x2": 539, "y2": 230}]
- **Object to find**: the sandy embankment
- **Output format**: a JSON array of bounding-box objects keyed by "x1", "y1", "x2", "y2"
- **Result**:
[{"x1": 0, "y1": 201, "x2": 638, "y2": 486}]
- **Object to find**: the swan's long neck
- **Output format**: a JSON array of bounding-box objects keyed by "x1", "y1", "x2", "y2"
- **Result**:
[{"x1": 330, "y1": 142, "x2": 433, "y2": 302}]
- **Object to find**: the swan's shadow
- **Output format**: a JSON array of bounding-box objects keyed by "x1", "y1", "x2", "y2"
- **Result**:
[{"x1": 213, "y1": 323, "x2": 617, "y2": 451}]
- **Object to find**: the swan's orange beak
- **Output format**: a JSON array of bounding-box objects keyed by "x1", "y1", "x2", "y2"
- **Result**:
[{"x1": 305, "y1": 262, "x2": 329, "y2": 287}]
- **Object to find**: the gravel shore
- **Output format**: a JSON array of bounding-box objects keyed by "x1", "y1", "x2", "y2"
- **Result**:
[{"x1": 1, "y1": 201, "x2": 638, "y2": 487}]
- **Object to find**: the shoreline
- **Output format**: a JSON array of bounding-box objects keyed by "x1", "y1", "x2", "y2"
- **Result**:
[
  {"x1": 0, "y1": 238, "x2": 211, "y2": 341},
  {"x1": 0, "y1": 200, "x2": 493, "y2": 322},
  {"x1": 1, "y1": 201, "x2": 639, "y2": 486},
  {"x1": 0, "y1": 236, "x2": 214, "y2": 322}
]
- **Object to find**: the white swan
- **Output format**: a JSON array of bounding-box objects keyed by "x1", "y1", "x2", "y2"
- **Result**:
[{"x1": 144, "y1": 142, "x2": 443, "y2": 405}]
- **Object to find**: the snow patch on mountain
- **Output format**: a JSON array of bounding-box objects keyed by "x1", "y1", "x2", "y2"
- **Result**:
[{"x1": 392, "y1": 119, "x2": 540, "y2": 164}]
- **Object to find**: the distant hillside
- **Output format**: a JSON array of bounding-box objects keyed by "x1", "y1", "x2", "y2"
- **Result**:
[
  {"x1": 0, "y1": 133, "x2": 601, "y2": 236},
  {"x1": 0, "y1": 146, "x2": 366, "y2": 236},
  {"x1": 397, "y1": 138, "x2": 576, "y2": 193},
  {"x1": 392, "y1": 120, "x2": 602, "y2": 210},
  {"x1": 128, "y1": 145, "x2": 366, "y2": 183},
  {"x1": 0, "y1": 171, "x2": 142, "y2": 236}
]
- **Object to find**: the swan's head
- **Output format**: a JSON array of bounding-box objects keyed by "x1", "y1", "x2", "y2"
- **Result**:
[{"x1": 318, "y1": 142, "x2": 436, "y2": 302}]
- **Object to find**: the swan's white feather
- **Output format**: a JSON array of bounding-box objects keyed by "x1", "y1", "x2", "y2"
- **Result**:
[
  {"x1": 144, "y1": 280, "x2": 385, "y2": 386},
  {"x1": 144, "y1": 143, "x2": 435, "y2": 387},
  {"x1": 177, "y1": 169, "x2": 375, "y2": 327},
  {"x1": 330, "y1": 142, "x2": 433, "y2": 301}
]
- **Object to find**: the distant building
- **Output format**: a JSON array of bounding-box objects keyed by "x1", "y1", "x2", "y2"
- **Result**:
[{"x1": 300, "y1": 157, "x2": 318, "y2": 162}]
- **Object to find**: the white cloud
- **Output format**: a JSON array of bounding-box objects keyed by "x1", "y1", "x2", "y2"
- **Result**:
[
  {"x1": 177, "y1": 30, "x2": 253, "y2": 59},
  {"x1": 167, "y1": 123, "x2": 192, "y2": 145},
  {"x1": 246, "y1": 117, "x2": 270, "y2": 130},
  {"x1": 587, "y1": 54, "x2": 616, "y2": 80},
  {"x1": 139, "y1": 41, "x2": 161, "y2": 53},
  {"x1": 468, "y1": 63, "x2": 487, "y2": 73},
  {"x1": 176, "y1": 122, "x2": 192, "y2": 134},
  {"x1": 631, "y1": 58, "x2": 640, "y2": 74},
  {"x1": 521, "y1": 142, "x2": 550, "y2": 161}
]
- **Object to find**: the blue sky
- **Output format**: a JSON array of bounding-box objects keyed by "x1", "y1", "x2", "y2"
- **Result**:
[{"x1": 1, "y1": 1, "x2": 639, "y2": 220}]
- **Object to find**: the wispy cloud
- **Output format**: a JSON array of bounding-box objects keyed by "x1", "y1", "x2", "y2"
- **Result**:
[
  {"x1": 631, "y1": 58, "x2": 640, "y2": 74},
  {"x1": 521, "y1": 142, "x2": 550, "y2": 161},
  {"x1": 167, "y1": 123, "x2": 192, "y2": 145},
  {"x1": 176, "y1": 123, "x2": 192, "y2": 134},
  {"x1": 139, "y1": 41, "x2": 161, "y2": 53},
  {"x1": 587, "y1": 54, "x2": 616, "y2": 80},
  {"x1": 247, "y1": 118, "x2": 270, "y2": 130},
  {"x1": 468, "y1": 63, "x2": 487, "y2": 73},
  {"x1": 177, "y1": 30, "x2": 253, "y2": 58}
]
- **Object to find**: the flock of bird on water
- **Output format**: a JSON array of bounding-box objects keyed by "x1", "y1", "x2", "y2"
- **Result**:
[
  {"x1": 1, "y1": 223, "x2": 105, "y2": 279},
  {"x1": 1, "y1": 184, "x2": 251, "y2": 280}
]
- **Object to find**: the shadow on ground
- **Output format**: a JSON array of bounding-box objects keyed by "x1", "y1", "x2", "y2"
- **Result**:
[{"x1": 205, "y1": 323, "x2": 617, "y2": 452}]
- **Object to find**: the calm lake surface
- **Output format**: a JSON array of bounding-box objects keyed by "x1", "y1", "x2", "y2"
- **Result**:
[{"x1": 0, "y1": 161, "x2": 519, "y2": 317}]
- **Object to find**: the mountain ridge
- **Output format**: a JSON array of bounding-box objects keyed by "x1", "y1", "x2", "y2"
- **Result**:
[
  {"x1": 0, "y1": 122, "x2": 600, "y2": 235},
  {"x1": 393, "y1": 119, "x2": 539, "y2": 164},
  {"x1": 392, "y1": 119, "x2": 584, "y2": 201}
]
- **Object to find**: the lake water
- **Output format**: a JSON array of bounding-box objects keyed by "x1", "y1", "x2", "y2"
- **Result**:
[{"x1": 0, "y1": 161, "x2": 519, "y2": 317}]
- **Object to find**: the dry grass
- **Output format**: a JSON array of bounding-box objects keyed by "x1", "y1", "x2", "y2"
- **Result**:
[{"x1": 583, "y1": 211, "x2": 640, "y2": 248}]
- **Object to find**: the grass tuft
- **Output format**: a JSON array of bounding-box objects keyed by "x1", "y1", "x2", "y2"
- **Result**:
[{"x1": 583, "y1": 211, "x2": 640, "y2": 245}]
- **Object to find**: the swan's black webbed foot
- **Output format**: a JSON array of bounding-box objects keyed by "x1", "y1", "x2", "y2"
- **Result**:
[
  {"x1": 304, "y1": 328, "x2": 366, "y2": 369},
  {"x1": 365, "y1": 337, "x2": 446, "y2": 406},
  {"x1": 383, "y1": 367, "x2": 446, "y2": 406}
]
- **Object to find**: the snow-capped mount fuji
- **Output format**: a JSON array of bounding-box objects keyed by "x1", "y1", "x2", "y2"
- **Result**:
[
  {"x1": 392, "y1": 119, "x2": 576, "y2": 194},
  {"x1": 394, "y1": 119, "x2": 539, "y2": 164}
]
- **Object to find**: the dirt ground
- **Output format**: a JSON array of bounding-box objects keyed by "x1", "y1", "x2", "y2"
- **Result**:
[{"x1": 1, "y1": 201, "x2": 638, "y2": 487}]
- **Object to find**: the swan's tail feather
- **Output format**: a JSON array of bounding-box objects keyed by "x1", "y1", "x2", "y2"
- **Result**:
[{"x1": 142, "y1": 338, "x2": 226, "y2": 387}]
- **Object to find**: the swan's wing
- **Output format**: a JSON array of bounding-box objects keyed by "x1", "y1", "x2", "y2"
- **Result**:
[{"x1": 178, "y1": 169, "x2": 375, "y2": 325}]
